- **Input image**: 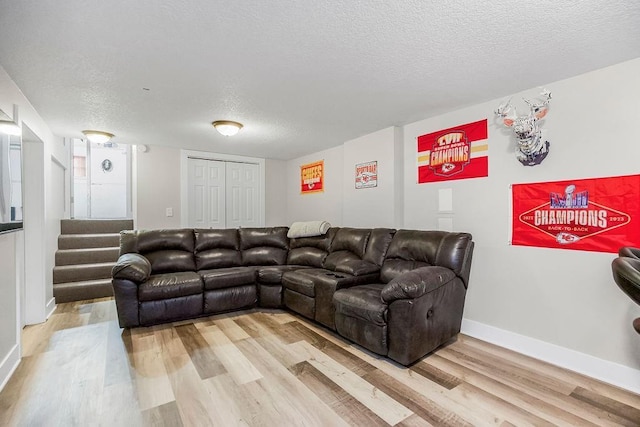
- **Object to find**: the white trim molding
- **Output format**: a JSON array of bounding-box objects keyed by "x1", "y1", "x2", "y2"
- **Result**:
[
  {"x1": 461, "y1": 318, "x2": 640, "y2": 395},
  {"x1": 46, "y1": 296, "x2": 56, "y2": 319},
  {"x1": 0, "y1": 344, "x2": 20, "y2": 393}
]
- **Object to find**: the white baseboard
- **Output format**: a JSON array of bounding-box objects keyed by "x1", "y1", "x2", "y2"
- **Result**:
[
  {"x1": 45, "y1": 297, "x2": 56, "y2": 319},
  {"x1": 461, "y1": 318, "x2": 640, "y2": 395},
  {"x1": 0, "y1": 344, "x2": 20, "y2": 393}
]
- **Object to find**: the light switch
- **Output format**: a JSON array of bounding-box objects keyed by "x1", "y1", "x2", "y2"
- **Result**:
[{"x1": 166, "y1": 207, "x2": 173, "y2": 217}]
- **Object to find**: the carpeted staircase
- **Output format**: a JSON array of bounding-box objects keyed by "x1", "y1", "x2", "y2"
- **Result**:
[{"x1": 53, "y1": 219, "x2": 133, "y2": 303}]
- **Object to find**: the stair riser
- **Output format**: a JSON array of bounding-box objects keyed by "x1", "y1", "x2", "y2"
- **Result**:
[
  {"x1": 58, "y1": 234, "x2": 121, "y2": 250},
  {"x1": 53, "y1": 264, "x2": 115, "y2": 284},
  {"x1": 61, "y1": 219, "x2": 134, "y2": 235},
  {"x1": 56, "y1": 248, "x2": 120, "y2": 266},
  {"x1": 54, "y1": 282, "x2": 114, "y2": 303}
]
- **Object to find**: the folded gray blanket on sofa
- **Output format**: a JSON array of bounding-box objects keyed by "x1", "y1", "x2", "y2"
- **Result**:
[{"x1": 287, "y1": 221, "x2": 331, "y2": 238}]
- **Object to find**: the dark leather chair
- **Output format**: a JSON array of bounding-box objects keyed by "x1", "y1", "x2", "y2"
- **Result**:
[
  {"x1": 619, "y1": 246, "x2": 640, "y2": 260},
  {"x1": 333, "y1": 230, "x2": 474, "y2": 365},
  {"x1": 611, "y1": 251, "x2": 640, "y2": 334}
]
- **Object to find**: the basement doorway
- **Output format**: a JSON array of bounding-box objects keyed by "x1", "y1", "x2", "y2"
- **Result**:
[{"x1": 71, "y1": 138, "x2": 132, "y2": 219}]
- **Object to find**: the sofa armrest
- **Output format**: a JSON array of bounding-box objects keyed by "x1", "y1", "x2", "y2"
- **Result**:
[
  {"x1": 381, "y1": 266, "x2": 456, "y2": 303},
  {"x1": 112, "y1": 279, "x2": 140, "y2": 328},
  {"x1": 112, "y1": 253, "x2": 152, "y2": 283},
  {"x1": 334, "y1": 260, "x2": 380, "y2": 276}
]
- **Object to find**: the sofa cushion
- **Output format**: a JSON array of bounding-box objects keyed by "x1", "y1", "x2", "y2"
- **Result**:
[
  {"x1": 243, "y1": 247, "x2": 288, "y2": 266},
  {"x1": 146, "y1": 250, "x2": 197, "y2": 274},
  {"x1": 240, "y1": 227, "x2": 289, "y2": 250},
  {"x1": 334, "y1": 284, "x2": 387, "y2": 326},
  {"x1": 333, "y1": 259, "x2": 379, "y2": 276},
  {"x1": 283, "y1": 289, "x2": 315, "y2": 319},
  {"x1": 240, "y1": 227, "x2": 289, "y2": 266},
  {"x1": 257, "y1": 265, "x2": 312, "y2": 284},
  {"x1": 137, "y1": 229, "x2": 195, "y2": 253},
  {"x1": 328, "y1": 228, "x2": 371, "y2": 258},
  {"x1": 194, "y1": 228, "x2": 241, "y2": 270},
  {"x1": 287, "y1": 247, "x2": 328, "y2": 268},
  {"x1": 122, "y1": 229, "x2": 196, "y2": 274},
  {"x1": 139, "y1": 294, "x2": 202, "y2": 326},
  {"x1": 204, "y1": 285, "x2": 257, "y2": 314},
  {"x1": 281, "y1": 269, "x2": 319, "y2": 297},
  {"x1": 289, "y1": 228, "x2": 336, "y2": 251},
  {"x1": 138, "y1": 271, "x2": 202, "y2": 302},
  {"x1": 363, "y1": 228, "x2": 396, "y2": 266},
  {"x1": 199, "y1": 267, "x2": 258, "y2": 290}
]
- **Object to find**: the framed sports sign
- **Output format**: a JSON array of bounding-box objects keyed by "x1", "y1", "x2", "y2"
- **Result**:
[
  {"x1": 300, "y1": 160, "x2": 324, "y2": 194},
  {"x1": 355, "y1": 161, "x2": 377, "y2": 189},
  {"x1": 512, "y1": 174, "x2": 640, "y2": 253}
]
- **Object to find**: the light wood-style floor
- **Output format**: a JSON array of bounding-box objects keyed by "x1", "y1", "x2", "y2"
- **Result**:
[{"x1": 1, "y1": 298, "x2": 639, "y2": 426}]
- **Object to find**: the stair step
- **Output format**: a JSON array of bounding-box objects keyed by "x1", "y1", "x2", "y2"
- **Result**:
[
  {"x1": 55, "y1": 247, "x2": 121, "y2": 266},
  {"x1": 58, "y1": 233, "x2": 121, "y2": 250},
  {"x1": 61, "y1": 219, "x2": 134, "y2": 235},
  {"x1": 53, "y1": 262, "x2": 116, "y2": 284},
  {"x1": 53, "y1": 278, "x2": 114, "y2": 303}
]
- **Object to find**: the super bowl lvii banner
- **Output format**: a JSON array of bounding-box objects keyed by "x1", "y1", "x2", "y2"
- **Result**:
[
  {"x1": 512, "y1": 175, "x2": 640, "y2": 253},
  {"x1": 417, "y1": 119, "x2": 489, "y2": 183}
]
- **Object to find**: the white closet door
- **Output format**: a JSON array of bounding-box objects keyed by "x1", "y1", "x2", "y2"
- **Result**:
[
  {"x1": 225, "y1": 162, "x2": 260, "y2": 228},
  {"x1": 187, "y1": 158, "x2": 225, "y2": 228}
]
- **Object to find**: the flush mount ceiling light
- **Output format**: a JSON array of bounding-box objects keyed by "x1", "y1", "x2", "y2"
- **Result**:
[
  {"x1": 212, "y1": 120, "x2": 243, "y2": 137},
  {"x1": 82, "y1": 130, "x2": 114, "y2": 144},
  {"x1": 0, "y1": 104, "x2": 22, "y2": 136}
]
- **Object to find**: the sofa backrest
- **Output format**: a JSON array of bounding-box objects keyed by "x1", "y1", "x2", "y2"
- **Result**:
[
  {"x1": 194, "y1": 228, "x2": 241, "y2": 270},
  {"x1": 380, "y1": 230, "x2": 474, "y2": 286},
  {"x1": 119, "y1": 229, "x2": 196, "y2": 274},
  {"x1": 323, "y1": 227, "x2": 379, "y2": 275},
  {"x1": 287, "y1": 228, "x2": 337, "y2": 267},
  {"x1": 363, "y1": 228, "x2": 396, "y2": 266},
  {"x1": 239, "y1": 227, "x2": 289, "y2": 266}
]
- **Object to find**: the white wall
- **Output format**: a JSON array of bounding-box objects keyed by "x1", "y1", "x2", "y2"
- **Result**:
[
  {"x1": 0, "y1": 65, "x2": 65, "y2": 391},
  {"x1": 286, "y1": 146, "x2": 344, "y2": 226},
  {"x1": 265, "y1": 158, "x2": 287, "y2": 226},
  {"x1": 0, "y1": 230, "x2": 20, "y2": 391},
  {"x1": 134, "y1": 145, "x2": 182, "y2": 230},
  {"x1": 136, "y1": 145, "x2": 284, "y2": 229},
  {"x1": 47, "y1": 157, "x2": 66, "y2": 306},
  {"x1": 403, "y1": 58, "x2": 640, "y2": 375},
  {"x1": 342, "y1": 127, "x2": 402, "y2": 228}
]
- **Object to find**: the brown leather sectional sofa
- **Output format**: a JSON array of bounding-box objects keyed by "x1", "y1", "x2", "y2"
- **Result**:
[{"x1": 111, "y1": 226, "x2": 474, "y2": 365}]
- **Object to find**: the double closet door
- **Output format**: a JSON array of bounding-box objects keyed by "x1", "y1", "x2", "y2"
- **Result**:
[{"x1": 187, "y1": 158, "x2": 260, "y2": 229}]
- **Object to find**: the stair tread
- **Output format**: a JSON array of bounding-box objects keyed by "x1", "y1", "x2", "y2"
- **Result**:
[
  {"x1": 57, "y1": 233, "x2": 122, "y2": 250},
  {"x1": 54, "y1": 261, "x2": 116, "y2": 271},
  {"x1": 60, "y1": 219, "x2": 134, "y2": 234},
  {"x1": 54, "y1": 279, "x2": 112, "y2": 288},
  {"x1": 56, "y1": 247, "x2": 119, "y2": 254},
  {"x1": 59, "y1": 232, "x2": 122, "y2": 238},
  {"x1": 54, "y1": 278, "x2": 113, "y2": 288},
  {"x1": 56, "y1": 246, "x2": 120, "y2": 254}
]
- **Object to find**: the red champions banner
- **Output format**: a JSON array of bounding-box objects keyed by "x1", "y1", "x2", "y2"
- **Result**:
[
  {"x1": 417, "y1": 119, "x2": 489, "y2": 183},
  {"x1": 512, "y1": 175, "x2": 640, "y2": 253}
]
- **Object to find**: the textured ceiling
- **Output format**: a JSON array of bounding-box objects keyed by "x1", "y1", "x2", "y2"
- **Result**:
[{"x1": 0, "y1": 1, "x2": 639, "y2": 160}]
